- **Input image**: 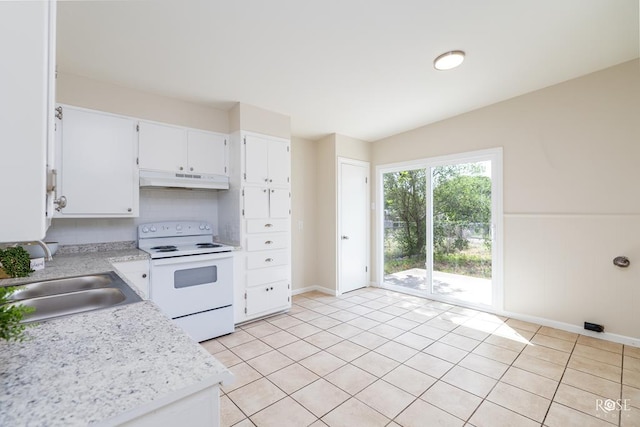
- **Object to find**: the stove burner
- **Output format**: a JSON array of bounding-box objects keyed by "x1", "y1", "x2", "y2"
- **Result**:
[
  {"x1": 151, "y1": 245, "x2": 177, "y2": 250},
  {"x1": 196, "y1": 243, "x2": 222, "y2": 248}
]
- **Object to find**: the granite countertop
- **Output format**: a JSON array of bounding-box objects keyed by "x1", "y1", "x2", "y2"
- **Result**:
[
  {"x1": 0, "y1": 247, "x2": 147, "y2": 287},
  {"x1": 0, "y1": 247, "x2": 234, "y2": 426}
]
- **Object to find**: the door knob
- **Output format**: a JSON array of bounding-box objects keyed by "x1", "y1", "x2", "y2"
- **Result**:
[
  {"x1": 54, "y1": 195, "x2": 67, "y2": 212},
  {"x1": 341, "y1": 235, "x2": 349, "y2": 240}
]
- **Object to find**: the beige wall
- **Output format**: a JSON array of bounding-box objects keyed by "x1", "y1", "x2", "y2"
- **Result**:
[
  {"x1": 313, "y1": 133, "x2": 372, "y2": 293},
  {"x1": 57, "y1": 72, "x2": 229, "y2": 132},
  {"x1": 315, "y1": 135, "x2": 337, "y2": 292},
  {"x1": 229, "y1": 102, "x2": 291, "y2": 139},
  {"x1": 372, "y1": 59, "x2": 640, "y2": 339},
  {"x1": 335, "y1": 134, "x2": 371, "y2": 161},
  {"x1": 291, "y1": 137, "x2": 318, "y2": 290}
]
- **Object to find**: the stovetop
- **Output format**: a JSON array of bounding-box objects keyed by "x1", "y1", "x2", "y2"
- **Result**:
[{"x1": 138, "y1": 221, "x2": 233, "y2": 258}]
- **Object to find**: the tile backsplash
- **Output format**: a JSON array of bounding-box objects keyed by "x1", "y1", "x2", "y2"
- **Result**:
[{"x1": 45, "y1": 188, "x2": 220, "y2": 245}]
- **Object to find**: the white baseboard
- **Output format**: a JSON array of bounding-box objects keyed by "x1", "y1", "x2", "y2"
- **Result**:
[
  {"x1": 292, "y1": 286, "x2": 338, "y2": 297},
  {"x1": 499, "y1": 309, "x2": 640, "y2": 348},
  {"x1": 373, "y1": 282, "x2": 640, "y2": 348}
]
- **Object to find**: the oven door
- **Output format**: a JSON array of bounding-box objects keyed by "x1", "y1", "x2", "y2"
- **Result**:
[{"x1": 150, "y1": 252, "x2": 233, "y2": 319}]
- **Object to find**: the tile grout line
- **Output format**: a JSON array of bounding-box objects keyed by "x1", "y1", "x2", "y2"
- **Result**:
[{"x1": 216, "y1": 289, "x2": 632, "y2": 427}]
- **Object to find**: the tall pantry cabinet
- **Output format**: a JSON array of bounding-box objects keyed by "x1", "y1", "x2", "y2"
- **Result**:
[{"x1": 220, "y1": 132, "x2": 292, "y2": 324}]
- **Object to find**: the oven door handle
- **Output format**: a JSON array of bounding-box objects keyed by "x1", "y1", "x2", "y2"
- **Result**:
[{"x1": 151, "y1": 253, "x2": 233, "y2": 266}]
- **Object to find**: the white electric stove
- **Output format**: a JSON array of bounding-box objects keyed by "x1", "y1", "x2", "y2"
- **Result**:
[{"x1": 138, "y1": 221, "x2": 235, "y2": 342}]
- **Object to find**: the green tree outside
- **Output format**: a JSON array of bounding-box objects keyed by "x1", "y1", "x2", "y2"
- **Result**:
[{"x1": 384, "y1": 163, "x2": 492, "y2": 278}]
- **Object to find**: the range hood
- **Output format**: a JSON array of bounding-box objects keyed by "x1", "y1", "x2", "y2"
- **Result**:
[{"x1": 139, "y1": 169, "x2": 229, "y2": 190}]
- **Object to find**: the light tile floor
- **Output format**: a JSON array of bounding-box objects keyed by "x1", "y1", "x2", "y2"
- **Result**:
[{"x1": 201, "y1": 287, "x2": 640, "y2": 427}]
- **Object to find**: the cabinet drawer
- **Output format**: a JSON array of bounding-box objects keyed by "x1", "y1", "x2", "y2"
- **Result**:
[
  {"x1": 246, "y1": 234, "x2": 288, "y2": 251},
  {"x1": 246, "y1": 281, "x2": 290, "y2": 317},
  {"x1": 246, "y1": 250, "x2": 288, "y2": 270},
  {"x1": 246, "y1": 219, "x2": 288, "y2": 233},
  {"x1": 246, "y1": 266, "x2": 288, "y2": 287}
]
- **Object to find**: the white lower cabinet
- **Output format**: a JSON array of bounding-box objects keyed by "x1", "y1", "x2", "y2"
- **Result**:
[
  {"x1": 245, "y1": 281, "x2": 290, "y2": 317},
  {"x1": 112, "y1": 259, "x2": 150, "y2": 299},
  {"x1": 119, "y1": 386, "x2": 220, "y2": 427}
]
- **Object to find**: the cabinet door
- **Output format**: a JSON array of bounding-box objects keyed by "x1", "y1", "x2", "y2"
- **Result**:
[
  {"x1": 267, "y1": 140, "x2": 290, "y2": 186},
  {"x1": 138, "y1": 121, "x2": 187, "y2": 172},
  {"x1": 187, "y1": 130, "x2": 227, "y2": 175},
  {"x1": 0, "y1": 1, "x2": 55, "y2": 241},
  {"x1": 245, "y1": 281, "x2": 290, "y2": 317},
  {"x1": 243, "y1": 135, "x2": 269, "y2": 185},
  {"x1": 269, "y1": 188, "x2": 290, "y2": 218},
  {"x1": 112, "y1": 260, "x2": 149, "y2": 299},
  {"x1": 58, "y1": 107, "x2": 138, "y2": 216},
  {"x1": 243, "y1": 187, "x2": 269, "y2": 219}
]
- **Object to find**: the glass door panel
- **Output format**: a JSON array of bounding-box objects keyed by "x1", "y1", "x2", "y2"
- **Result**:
[
  {"x1": 430, "y1": 161, "x2": 493, "y2": 305},
  {"x1": 382, "y1": 169, "x2": 427, "y2": 292}
]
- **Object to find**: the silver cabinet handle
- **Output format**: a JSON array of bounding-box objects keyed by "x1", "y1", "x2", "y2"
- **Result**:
[
  {"x1": 127, "y1": 208, "x2": 132, "y2": 212},
  {"x1": 265, "y1": 258, "x2": 273, "y2": 263},
  {"x1": 264, "y1": 178, "x2": 269, "y2": 182},
  {"x1": 263, "y1": 189, "x2": 267, "y2": 193},
  {"x1": 341, "y1": 235, "x2": 349, "y2": 240},
  {"x1": 142, "y1": 273, "x2": 147, "y2": 278},
  {"x1": 54, "y1": 195, "x2": 67, "y2": 212},
  {"x1": 269, "y1": 179, "x2": 273, "y2": 182},
  {"x1": 264, "y1": 223, "x2": 273, "y2": 228},
  {"x1": 190, "y1": 167, "x2": 194, "y2": 171},
  {"x1": 265, "y1": 240, "x2": 273, "y2": 245},
  {"x1": 179, "y1": 166, "x2": 184, "y2": 171}
]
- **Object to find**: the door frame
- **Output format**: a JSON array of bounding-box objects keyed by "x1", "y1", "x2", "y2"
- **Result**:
[
  {"x1": 337, "y1": 157, "x2": 371, "y2": 295},
  {"x1": 375, "y1": 148, "x2": 503, "y2": 311}
]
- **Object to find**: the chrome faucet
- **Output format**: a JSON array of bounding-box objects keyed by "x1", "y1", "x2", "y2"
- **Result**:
[
  {"x1": 30, "y1": 240, "x2": 52, "y2": 261},
  {"x1": 4, "y1": 240, "x2": 53, "y2": 261}
]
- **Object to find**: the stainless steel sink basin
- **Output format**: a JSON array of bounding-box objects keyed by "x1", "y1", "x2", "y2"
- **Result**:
[
  {"x1": 2, "y1": 271, "x2": 142, "y2": 323},
  {"x1": 7, "y1": 274, "x2": 114, "y2": 301}
]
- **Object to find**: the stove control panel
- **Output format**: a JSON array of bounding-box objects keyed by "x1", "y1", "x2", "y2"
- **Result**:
[{"x1": 138, "y1": 221, "x2": 214, "y2": 238}]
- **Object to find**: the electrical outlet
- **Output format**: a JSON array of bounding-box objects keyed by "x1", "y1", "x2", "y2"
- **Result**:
[{"x1": 584, "y1": 322, "x2": 604, "y2": 333}]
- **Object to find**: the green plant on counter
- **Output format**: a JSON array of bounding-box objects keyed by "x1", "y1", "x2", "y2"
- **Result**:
[
  {"x1": 0, "y1": 246, "x2": 33, "y2": 278},
  {"x1": 0, "y1": 286, "x2": 34, "y2": 342}
]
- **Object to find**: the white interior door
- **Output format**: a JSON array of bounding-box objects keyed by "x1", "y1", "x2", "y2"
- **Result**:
[{"x1": 338, "y1": 158, "x2": 370, "y2": 294}]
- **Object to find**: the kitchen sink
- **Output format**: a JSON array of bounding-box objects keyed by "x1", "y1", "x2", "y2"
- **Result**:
[
  {"x1": 2, "y1": 271, "x2": 142, "y2": 323},
  {"x1": 7, "y1": 274, "x2": 115, "y2": 301}
]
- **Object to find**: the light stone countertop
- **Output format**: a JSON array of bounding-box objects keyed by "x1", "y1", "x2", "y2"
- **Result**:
[
  {"x1": 0, "y1": 247, "x2": 147, "y2": 287},
  {"x1": 0, "y1": 248, "x2": 234, "y2": 426}
]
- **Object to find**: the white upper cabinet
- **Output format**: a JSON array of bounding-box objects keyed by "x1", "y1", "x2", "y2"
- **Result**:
[
  {"x1": 267, "y1": 141, "x2": 290, "y2": 187},
  {"x1": 138, "y1": 121, "x2": 187, "y2": 172},
  {"x1": 243, "y1": 135, "x2": 290, "y2": 186},
  {"x1": 187, "y1": 130, "x2": 227, "y2": 175},
  {"x1": 0, "y1": 1, "x2": 56, "y2": 241},
  {"x1": 55, "y1": 105, "x2": 139, "y2": 217},
  {"x1": 138, "y1": 121, "x2": 227, "y2": 175}
]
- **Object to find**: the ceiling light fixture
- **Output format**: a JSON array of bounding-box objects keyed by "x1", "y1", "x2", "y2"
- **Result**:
[{"x1": 433, "y1": 50, "x2": 465, "y2": 71}]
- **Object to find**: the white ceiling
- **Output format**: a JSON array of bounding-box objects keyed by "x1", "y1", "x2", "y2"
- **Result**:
[{"x1": 57, "y1": 0, "x2": 639, "y2": 141}]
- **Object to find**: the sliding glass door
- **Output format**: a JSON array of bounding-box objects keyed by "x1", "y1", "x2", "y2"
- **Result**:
[
  {"x1": 383, "y1": 168, "x2": 427, "y2": 291},
  {"x1": 379, "y1": 149, "x2": 502, "y2": 309}
]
